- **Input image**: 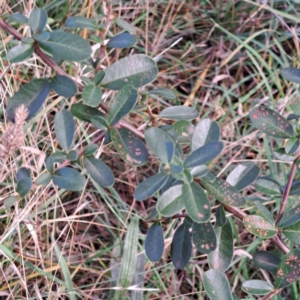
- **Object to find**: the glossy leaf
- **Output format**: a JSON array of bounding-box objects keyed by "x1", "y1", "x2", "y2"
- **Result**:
[
  {"x1": 110, "y1": 128, "x2": 148, "y2": 166},
  {"x1": 203, "y1": 269, "x2": 233, "y2": 300},
  {"x1": 70, "y1": 103, "x2": 106, "y2": 123},
  {"x1": 17, "y1": 177, "x2": 32, "y2": 198},
  {"x1": 148, "y1": 88, "x2": 176, "y2": 100},
  {"x1": 279, "y1": 204, "x2": 300, "y2": 227},
  {"x1": 38, "y1": 31, "x2": 92, "y2": 62},
  {"x1": 281, "y1": 67, "x2": 300, "y2": 84},
  {"x1": 134, "y1": 173, "x2": 169, "y2": 201},
  {"x1": 50, "y1": 75, "x2": 77, "y2": 98},
  {"x1": 216, "y1": 205, "x2": 226, "y2": 227},
  {"x1": 52, "y1": 167, "x2": 86, "y2": 191},
  {"x1": 226, "y1": 162, "x2": 259, "y2": 191},
  {"x1": 183, "y1": 182, "x2": 211, "y2": 223},
  {"x1": 101, "y1": 54, "x2": 158, "y2": 90},
  {"x1": 253, "y1": 251, "x2": 281, "y2": 273},
  {"x1": 242, "y1": 280, "x2": 274, "y2": 295},
  {"x1": 252, "y1": 201, "x2": 274, "y2": 225},
  {"x1": 202, "y1": 177, "x2": 246, "y2": 207},
  {"x1": 84, "y1": 156, "x2": 114, "y2": 187},
  {"x1": 171, "y1": 224, "x2": 192, "y2": 269},
  {"x1": 285, "y1": 137, "x2": 299, "y2": 154},
  {"x1": 82, "y1": 85, "x2": 103, "y2": 107},
  {"x1": 243, "y1": 215, "x2": 276, "y2": 238},
  {"x1": 158, "y1": 106, "x2": 198, "y2": 121},
  {"x1": 275, "y1": 250, "x2": 300, "y2": 289},
  {"x1": 108, "y1": 85, "x2": 138, "y2": 125},
  {"x1": 145, "y1": 223, "x2": 164, "y2": 262},
  {"x1": 7, "y1": 43, "x2": 33, "y2": 63},
  {"x1": 7, "y1": 78, "x2": 51, "y2": 123},
  {"x1": 156, "y1": 184, "x2": 184, "y2": 217},
  {"x1": 54, "y1": 110, "x2": 75, "y2": 151},
  {"x1": 107, "y1": 32, "x2": 137, "y2": 48},
  {"x1": 208, "y1": 222, "x2": 233, "y2": 272},
  {"x1": 249, "y1": 106, "x2": 293, "y2": 139},
  {"x1": 274, "y1": 147, "x2": 294, "y2": 162},
  {"x1": 83, "y1": 144, "x2": 98, "y2": 157},
  {"x1": 94, "y1": 70, "x2": 105, "y2": 85},
  {"x1": 254, "y1": 176, "x2": 282, "y2": 195},
  {"x1": 192, "y1": 118, "x2": 220, "y2": 151},
  {"x1": 145, "y1": 127, "x2": 175, "y2": 164},
  {"x1": 282, "y1": 220, "x2": 300, "y2": 244},
  {"x1": 114, "y1": 17, "x2": 136, "y2": 34},
  {"x1": 192, "y1": 222, "x2": 216, "y2": 254},
  {"x1": 65, "y1": 16, "x2": 98, "y2": 29},
  {"x1": 184, "y1": 141, "x2": 223, "y2": 168},
  {"x1": 7, "y1": 13, "x2": 29, "y2": 24},
  {"x1": 29, "y1": 8, "x2": 48, "y2": 34}
]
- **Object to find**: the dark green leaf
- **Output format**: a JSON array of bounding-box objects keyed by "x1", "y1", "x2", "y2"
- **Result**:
[
  {"x1": 287, "y1": 113, "x2": 300, "y2": 120},
  {"x1": 274, "y1": 147, "x2": 294, "y2": 162},
  {"x1": 145, "y1": 127, "x2": 175, "y2": 164},
  {"x1": 253, "y1": 251, "x2": 281, "y2": 273},
  {"x1": 7, "y1": 43, "x2": 33, "y2": 63},
  {"x1": 32, "y1": 32, "x2": 50, "y2": 42},
  {"x1": 84, "y1": 156, "x2": 114, "y2": 187},
  {"x1": 36, "y1": 173, "x2": 52, "y2": 186},
  {"x1": 46, "y1": 156, "x2": 54, "y2": 173},
  {"x1": 50, "y1": 75, "x2": 77, "y2": 98},
  {"x1": 7, "y1": 78, "x2": 50, "y2": 123},
  {"x1": 94, "y1": 70, "x2": 105, "y2": 85},
  {"x1": 252, "y1": 201, "x2": 274, "y2": 225},
  {"x1": 243, "y1": 215, "x2": 276, "y2": 238},
  {"x1": 7, "y1": 13, "x2": 29, "y2": 24},
  {"x1": 83, "y1": 144, "x2": 98, "y2": 157},
  {"x1": 147, "y1": 88, "x2": 176, "y2": 100},
  {"x1": 101, "y1": 54, "x2": 158, "y2": 90},
  {"x1": 281, "y1": 67, "x2": 300, "y2": 84},
  {"x1": 54, "y1": 110, "x2": 75, "y2": 150},
  {"x1": 52, "y1": 167, "x2": 86, "y2": 191},
  {"x1": 66, "y1": 150, "x2": 78, "y2": 161},
  {"x1": 171, "y1": 224, "x2": 191, "y2": 269},
  {"x1": 110, "y1": 128, "x2": 148, "y2": 166},
  {"x1": 107, "y1": 32, "x2": 137, "y2": 48},
  {"x1": 82, "y1": 85, "x2": 103, "y2": 107},
  {"x1": 17, "y1": 177, "x2": 32, "y2": 198},
  {"x1": 38, "y1": 31, "x2": 92, "y2": 62},
  {"x1": 65, "y1": 16, "x2": 98, "y2": 29},
  {"x1": 184, "y1": 141, "x2": 223, "y2": 168},
  {"x1": 208, "y1": 222, "x2": 233, "y2": 272},
  {"x1": 216, "y1": 205, "x2": 226, "y2": 227},
  {"x1": 242, "y1": 280, "x2": 274, "y2": 295},
  {"x1": 159, "y1": 106, "x2": 198, "y2": 121},
  {"x1": 255, "y1": 176, "x2": 282, "y2": 195},
  {"x1": 70, "y1": 103, "x2": 106, "y2": 123},
  {"x1": 114, "y1": 17, "x2": 136, "y2": 34},
  {"x1": 145, "y1": 223, "x2": 164, "y2": 262},
  {"x1": 190, "y1": 165, "x2": 208, "y2": 178},
  {"x1": 192, "y1": 118, "x2": 220, "y2": 151},
  {"x1": 203, "y1": 269, "x2": 233, "y2": 300},
  {"x1": 108, "y1": 85, "x2": 138, "y2": 125},
  {"x1": 17, "y1": 167, "x2": 30, "y2": 182},
  {"x1": 91, "y1": 115, "x2": 108, "y2": 130},
  {"x1": 275, "y1": 250, "x2": 300, "y2": 288},
  {"x1": 249, "y1": 106, "x2": 293, "y2": 139},
  {"x1": 226, "y1": 162, "x2": 259, "y2": 191},
  {"x1": 202, "y1": 177, "x2": 246, "y2": 207},
  {"x1": 156, "y1": 184, "x2": 184, "y2": 217},
  {"x1": 29, "y1": 8, "x2": 48, "y2": 34},
  {"x1": 279, "y1": 204, "x2": 300, "y2": 227},
  {"x1": 48, "y1": 151, "x2": 67, "y2": 163},
  {"x1": 282, "y1": 220, "x2": 300, "y2": 244},
  {"x1": 183, "y1": 182, "x2": 211, "y2": 223},
  {"x1": 192, "y1": 222, "x2": 216, "y2": 254},
  {"x1": 285, "y1": 137, "x2": 299, "y2": 154},
  {"x1": 134, "y1": 173, "x2": 169, "y2": 201}
]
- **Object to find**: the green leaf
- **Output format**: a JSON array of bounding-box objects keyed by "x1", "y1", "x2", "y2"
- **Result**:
[
  {"x1": 145, "y1": 127, "x2": 175, "y2": 164},
  {"x1": 281, "y1": 67, "x2": 300, "y2": 84},
  {"x1": 203, "y1": 269, "x2": 233, "y2": 300},
  {"x1": 52, "y1": 167, "x2": 86, "y2": 191},
  {"x1": 171, "y1": 224, "x2": 191, "y2": 269},
  {"x1": 226, "y1": 162, "x2": 259, "y2": 191},
  {"x1": 7, "y1": 78, "x2": 51, "y2": 123},
  {"x1": 54, "y1": 110, "x2": 75, "y2": 151},
  {"x1": 36, "y1": 173, "x2": 52, "y2": 186},
  {"x1": 202, "y1": 177, "x2": 246, "y2": 207},
  {"x1": 156, "y1": 184, "x2": 184, "y2": 217},
  {"x1": 110, "y1": 128, "x2": 148, "y2": 166},
  {"x1": 4, "y1": 196, "x2": 18, "y2": 208},
  {"x1": 82, "y1": 84, "x2": 103, "y2": 107},
  {"x1": 249, "y1": 106, "x2": 294, "y2": 139},
  {"x1": 94, "y1": 70, "x2": 105, "y2": 85},
  {"x1": 17, "y1": 177, "x2": 32, "y2": 198},
  {"x1": 285, "y1": 137, "x2": 299, "y2": 154},
  {"x1": 147, "y1": 88, "x2": 176, "y2": 100},
  {"x1": 134, "y1": 173, "x2": 169, "y2": 201},
  {"x1": 83, "y1": 144, "x2": 98, "y2": 157},
  {"x1": 101, "y1": 54, "x2": 158, "y2": 90},
  {"x1": 192, "y1": 222, "x2": 216, "y2": 254},
  {"x1": 7, "y1": 13, "x2": 29, "y2": 25},
  {"x1": 145, "y1": 223, "x2": 164, "y2": 262},
  {"x1": 50, "y1": 75, "x2": 77, "y2": 98},
  {"x1": 158, "y1": 106, "x2": 198, "y2": 121},
  {"x1": 107, "y1": 32, "x2": 137, "y2": 48},
  {"x1": 279, "y1": 204, "x2": 300, "y2": 227},
  {"x1": 275, "y1": 249, "x2": 300, "y2": 288},
  {"x1": 108, "y1": 85, "x2": 138, "y2": 125},
  {"x1": 216, "y1": 205, "x2": 226, "y2": 227},
  {"x1": 65, "y1": 16, "x2": 98, "y2": 29},
  {"x1": 7, "y1": 43, "x2": 33, "y2": 63},
  {"x1": 253, "y1": 251, "x2": 281, "y2": 273},
  {"x1": 66, "y1": 150, "x2": 77, "y2": 161},
  {"x1": 208, "y1": 222, "x2": 233, "y2": 272},
  {"x1": 114, "y1": 17, "x2": 136, "y2": 34},
  {"x1": 29, "y1": 8, "x2": 48, "y2": 34},
  {"x1": 274, "y1": 147, "x2": 294, "y2": 162},
  {"x1": 84, "y1": 156, "x2": 114, "y2": 187},
  {"x1": 192, "y1": 118, "x2": 220, "y2": 151},
  {"x1": 46, "y1": 156, "x2": 54, "y2": 173},
  {"x1": 190, "y1": 165, "x2": 208, "y2": 178},
  {"x1": 184, "y1": 141, "x2": 223, "y2": 168},
  {"x1": 254, "y1": 176, "x2": 282, "y2": 195},
  {"x1": 172, "y1": 120, "x2": 194, "y2": 143},
  {"x1": 289, "y1": 98, "x2": 300, "y2": 115},
  {"x1": 282, "y1": 220, "x2": 300, "y2": 244},
  {"x1": 70, "y1": 103, "x2": 106, "y2": 123},
  {"x1": 242, "y1": 280, "x2": 274, "y2": 295},
  {"x1": 38, "y1": 31, "x2": 92, "y2": 62},
  {"x1": 16, "y1": 167, "x2": 30, "y2": 182},
  {"x1": 183, "y1": 182, "x2": 211, "y2": 223},
  {"x1": 91, "y1": 115, "x2": 108, "y2": 130},
  {"x1": 252, "y1": 201, "x2": 274, "y2": 225},
  {"x1": 243, "y1": 215, "x2": 276, "y2": 238},
  {"x1": 32, "y1": 32, "x2": 50, "y2": 42}
]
